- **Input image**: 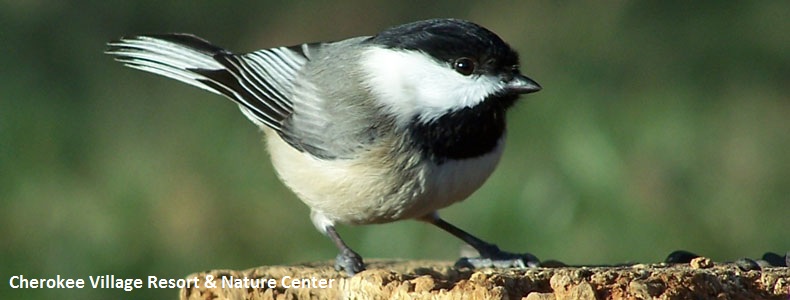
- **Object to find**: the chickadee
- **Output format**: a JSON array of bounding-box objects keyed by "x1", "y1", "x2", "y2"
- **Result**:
[{"x1": 107, "y1": 18, "x2": 541, "y2": 275}]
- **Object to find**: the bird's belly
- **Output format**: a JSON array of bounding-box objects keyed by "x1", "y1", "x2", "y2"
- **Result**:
[
  {"x1": 405, "y1": 142, "x2": 504, "y2": 220},
  {"x1": 265, "y1": 130, "x2": 504, "y2": 225}
]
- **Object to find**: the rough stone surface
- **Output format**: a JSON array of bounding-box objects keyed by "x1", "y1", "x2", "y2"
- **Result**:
[
  {"x1": 690, "y1": 257, "x2": 714, "y2": 269},
  {"x1": 180, "y1": 259, "x2": 790, "y2": 299}
]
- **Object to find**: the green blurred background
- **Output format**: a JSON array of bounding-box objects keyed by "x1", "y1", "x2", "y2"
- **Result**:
[{"x1": 1, "y1": 1, "x2": 787, "y2": 299}]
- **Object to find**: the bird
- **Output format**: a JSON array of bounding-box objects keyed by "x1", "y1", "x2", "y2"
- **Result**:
[{"x1": 106, "y1": 18, "x2": 542, "y2": 275}]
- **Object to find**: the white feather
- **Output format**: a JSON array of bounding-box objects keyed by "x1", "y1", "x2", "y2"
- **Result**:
[
  {"x1": 108, "y1": 37, "x2": 226, "y2": 96},
  {"x1": 360, "y1": 47, "x2": 504, "y2": 125}
]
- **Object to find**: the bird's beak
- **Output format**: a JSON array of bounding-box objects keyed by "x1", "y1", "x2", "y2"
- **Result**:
[{"x1": 505, "y1": 74, "x2": 541, "y2": 94}]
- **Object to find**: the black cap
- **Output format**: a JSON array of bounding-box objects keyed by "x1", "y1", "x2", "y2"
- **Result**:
[{"x1": 367, "y1": 19, "x2": 520, "y2": 75}]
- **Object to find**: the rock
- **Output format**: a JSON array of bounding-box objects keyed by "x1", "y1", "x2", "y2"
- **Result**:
[
  {"x1": 525, "y1": 292, "x2": 556, "y2": 300},
  {"x1": 690, "y1": 257, "x2": 713, "y2": 269},
  {"x1": 665, "y1": 250, "x2": 699, "y2": 263},
  {"x1": 180, "y1": 260, "x2": 790, "y2": 300},
  {"x1": 763, "y1": 252, "x2": 788, "y2": 267},
  {"x1": 735, "y1": 258, "x2": 761, "y2": 271}
]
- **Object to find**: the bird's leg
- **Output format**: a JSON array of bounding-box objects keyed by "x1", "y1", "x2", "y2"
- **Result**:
[
  {"x1": 421, "y1": 213, "x2": 540, "y2": 269},
  {"x1": 325, "y1": 225, "x2": 365, "y2": 275}
]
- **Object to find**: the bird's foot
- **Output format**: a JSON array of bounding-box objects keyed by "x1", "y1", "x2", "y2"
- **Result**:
[
  {"x1": 455, "y1": 245, "x2": 540, "y2": 269},
  {"x1": 334, "y1": 249, "x2": 365, "y2": 276}
]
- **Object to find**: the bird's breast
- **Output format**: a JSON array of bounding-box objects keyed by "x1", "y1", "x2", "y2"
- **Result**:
[{"x1": 265, "y1": 128, "x2": 504, "y2": 225}]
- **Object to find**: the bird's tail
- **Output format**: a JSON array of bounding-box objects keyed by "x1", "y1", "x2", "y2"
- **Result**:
[
  {"x1": 107, "y1": 34, "x2": 309, "y2": 130},
  {"x1": 106, "y1": 34, "x2": 230, "y2": 97}
]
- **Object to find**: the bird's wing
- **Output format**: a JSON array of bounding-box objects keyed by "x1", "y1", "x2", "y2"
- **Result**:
[
  {"x1": 107, "y1": 33, "x2": 322, "y2": 132},
  {"x1": 108, "y1": 34, "x2": 381, "y2": 159}
]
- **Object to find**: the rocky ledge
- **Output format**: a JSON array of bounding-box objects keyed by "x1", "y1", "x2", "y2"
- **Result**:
[{"x1": 180, "y1": 259, "x2": 789, "y2": 299}]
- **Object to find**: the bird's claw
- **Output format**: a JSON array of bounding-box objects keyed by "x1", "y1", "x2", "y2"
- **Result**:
[
  {"x1": 334, "y1": 249, "x2": 365, "y2": 276},
  {"x1": 455, "y1": 251, "x2": 540, "y2": 269}
]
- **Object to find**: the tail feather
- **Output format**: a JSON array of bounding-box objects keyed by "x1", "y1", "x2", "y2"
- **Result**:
[
  {"x1": 106, "y1": 34, "x2": 229, "y2": 97},
  {"x1": 106, "y1": 33, "x2": 304, "y2": 130}
]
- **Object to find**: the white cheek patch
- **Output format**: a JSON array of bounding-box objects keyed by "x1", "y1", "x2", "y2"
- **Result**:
[{"x1": 361, "y1": 47, "x2": 504, "y2": 125}]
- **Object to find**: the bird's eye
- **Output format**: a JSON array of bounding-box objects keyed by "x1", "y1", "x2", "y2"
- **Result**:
[{"x1": 452, "y1": 57, "x2": 476, "y2": 76}]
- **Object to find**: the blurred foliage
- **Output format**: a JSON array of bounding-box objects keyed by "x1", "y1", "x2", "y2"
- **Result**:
[{"x1": 1, "y1": 1, "x2": 788, "y2": 299}]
